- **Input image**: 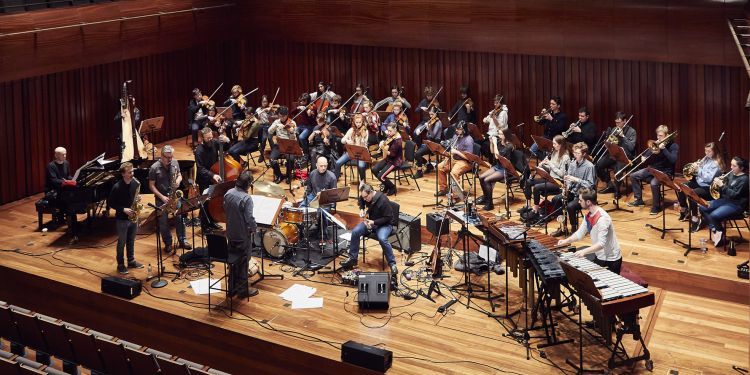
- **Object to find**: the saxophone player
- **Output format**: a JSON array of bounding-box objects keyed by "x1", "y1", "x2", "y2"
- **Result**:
[
  {"x1": 108, "y1": 162, "x2": 144, "y2": 274},
  {"x1": 148, "y1": 145, "x2": 191, "y2": 253},
  {"x1": 698, "y1": 156, "x2": 749, "y2": 247},
  {"x1": 677, "y1": 142, "x2": 723, "y2": 229}
]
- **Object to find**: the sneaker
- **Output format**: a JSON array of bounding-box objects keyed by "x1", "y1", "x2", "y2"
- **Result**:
[
  {"x1": 179, "y1": 241, "x2": 192, "y2": 250},
  {"x1": 414, "y1": 170, "x2": 424, "y2": 179},
  {"x1": 678, "y1": 209, "x2": 689, "y2": 221},
  {"x1": 712, "y1": 230, "x2": 724, "y2": 247},
  {"x1": 434, "y1": 189, "x2": 448, "y2": 197},
  {"x1": 649, "y1": 207, "x2": 660, "y2": 215},
  {"x1": 340, "y1": 258, "x2": 358, "y2": 270},
  {"x1": 627, "y1": 199, "x2": 645, "y2": 207},
  {"x1": 389, "y1": 264, "x2": 398, "y2": 275},
  {"x1": 127, "y1": 261, "x2": 144, "y2": 269},
  {"x1": 689, "y1": 218, "x2": 703, "y2": 233},
  {"x1": 117, "y1": 265, "x2": 129, "y2": 275}
]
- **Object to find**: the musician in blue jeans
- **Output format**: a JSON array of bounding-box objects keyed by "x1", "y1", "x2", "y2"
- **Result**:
[
  {"x1": 698, "y1": 156, "x2": 749, "y2": 247},
  {"x1": 340, "y1": 183, "x2": 398, "y2": 277}
]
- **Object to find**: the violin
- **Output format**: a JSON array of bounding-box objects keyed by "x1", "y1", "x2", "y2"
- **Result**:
[
  {"x1": 465, "y1": 98, "x2": 474, "y2": 112},
  {"x1": 396, "y1": 112, "x2": 409, "y2": 128},
  {"x1": 202, "y1": 95, "x2": 215, "y2": 109}
]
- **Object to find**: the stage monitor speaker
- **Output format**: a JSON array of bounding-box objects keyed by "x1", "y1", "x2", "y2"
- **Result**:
[
  {"x1": 395, "y1": 213, "x2": 421, "y2": 254},
  {"x1": 341, "y1": 340, "x2": 393, "y2": 373},
  {"x1": 426, "y1": 212, "x2": 449, "y2": 236},
  {"x1": 101, "y1": 276, "x2": 142, "y2": 300},
  {"x1": 357, "y1": 272, "x2": 390, "y2": 309}
]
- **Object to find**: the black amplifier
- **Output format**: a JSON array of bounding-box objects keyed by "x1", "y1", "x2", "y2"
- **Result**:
[
  {"x1": 357, "y1": 272, "x2": 390, "y2": 309},
  {"x1": 341, "y1": 340, "x2": 392, "y2": 372},
  {"x1": 101, "y1": 276, "x2": 142, "y2": 299},
  {"x1": 426, "y1": 212, "x2": 449, "y2": 236}
]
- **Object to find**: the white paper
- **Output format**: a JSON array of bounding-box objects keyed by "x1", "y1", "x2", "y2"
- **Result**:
[
  {"x1": 291, "y1": 297, "x2": 324, "y2": 309},
  {"x1": 279, "y1": 284, "x2": 317, "y2": 302},
  {"x1": 190, "y1": 278, "x2": 223, "y2": 295},
  {"x1": 339, "y1": 232, "x2": 353, "y2": 242},
  {"x1": 250, "y1": 195, "x2": 284, "y2": 226},
  {"x1": 478, "y1": 245, "x2": 497, "y2": 263}
]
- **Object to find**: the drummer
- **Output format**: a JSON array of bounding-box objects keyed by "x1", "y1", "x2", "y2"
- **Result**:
[{"x1": 300, "y1": 156, "x2": 337, "y2": 207}]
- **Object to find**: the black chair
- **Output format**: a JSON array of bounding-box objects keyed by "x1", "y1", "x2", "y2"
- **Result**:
[
  {"x1": 94, "y1": 336, "x2": 130, "y2": 375},
  {"x1": 721, "y1": 211, "x2": 750, "y2": 251},
  {"x1": 361, "y1": 201, "x2": 404, "y2": 269},
  {"x1": 123, "y1": 346, "x2": 160, "y2": 375},
  {"x1": 206, "y1": 233, "x2": 249, "y2": 315},
  {"x1": 64, "y1": 326, "x2": 106, "y2": 374},
  {"x1": 35, "y1": 315, "x2": 77, "y2": 374},
  {"x1": 461, "y1": 143, "x2": 482, "y2": 190},
  {"x1": 0, "y1": 303, "x2": 24, "y2": 356},
  {"x1": 10, "y1": 307, "x2": 52, "y2": 366},
  {"x1": 153, "y1": 354, "x2": 191, "y2": 375},
  {"x1": 391, "y1": 140, "x2": 421, "y2": 194}
]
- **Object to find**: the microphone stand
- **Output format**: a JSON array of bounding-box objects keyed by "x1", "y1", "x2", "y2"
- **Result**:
[{"x1": 147, "y1": 203, "x2": 177, "y2": 288}]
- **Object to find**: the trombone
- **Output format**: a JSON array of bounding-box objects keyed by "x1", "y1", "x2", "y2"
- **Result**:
[
  {"x1": 615, "y1": 131, "x2": 678, "y2": 181},
  {"x1": 591, "y1": 114, "x2": 634, "y2": 164}
]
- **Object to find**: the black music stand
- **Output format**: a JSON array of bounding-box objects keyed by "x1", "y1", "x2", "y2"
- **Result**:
[
  {"x1": 644, "y1": 167, "x2": 683, "y2": 239},
  {"x1": 533, "y1": 166, "x2": 562, "y2": 234},
  {"x1": 604, "y1": 143, "x2": 632, "y2": 213},
  {"x1": 674, "y1": 183, "x2": 708, "y2": 256},
  {"x1": 249, "y1": 195, "x2": 285, "y2": 286},
  {"x1": 459, "y1": 150, "x2": 488, "y2": 203},
  {"x1": 343, "y1": 143, "x2": 372, "y2": 187},
  {"x1": 496, "y1": 155, "x2": 520, "y2": 219},
  {"x1": 317, "y1": 187, "x2": 350, "y2": 276},
  {"x1": 423, "y1": 140, "x2": 449, "y2": 208},
  {"x1": 139, "y1": 116, "x2": 163, "y2": 160},
  {"x1": 276, "y1": 138, "x2": 304, "y2": 182},
  {"x1": 176, "y1": 193, "x2": 210, "y2": 261},
  {"x1": 531, "y1": 135, "x2": 553, "y2": 154},
  {"x1": 467, "y1": 122, "x2": 484, "y2": 143}
]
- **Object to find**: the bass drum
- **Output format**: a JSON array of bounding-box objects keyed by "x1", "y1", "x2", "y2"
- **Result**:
[{"x1": 263, "y1": 223, "x2": 299, "y2": 258}]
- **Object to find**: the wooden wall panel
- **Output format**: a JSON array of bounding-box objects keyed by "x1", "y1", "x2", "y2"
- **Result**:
[
  {"x1": 0, "y1": 0, "x2": 237, "y2": 82},
  {"x1": 0, "y1": 43, "x2": 240, "y2": 205},
  {"x1": 239, "y1": 40, "x2": 748, "y2": 169},
  {"x1": 241, "y1": 0, "x2": 745, "y2": 67}
]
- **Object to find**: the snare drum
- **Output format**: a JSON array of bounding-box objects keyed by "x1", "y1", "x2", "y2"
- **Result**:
[
  {"x1": 263, "y1": 223, "x2": 299, "y2": 258},
  {"x1": 282, "y1": 207, "x2": 318, "y2": 226}
]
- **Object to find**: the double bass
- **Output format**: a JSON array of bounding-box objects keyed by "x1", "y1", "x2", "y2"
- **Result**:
[
  {"x1": 205, "y1": 138, "x2": 241, "y2": 223},
  {"x1": 120, "y1": 81, "x2": 147, "y2": 160}
]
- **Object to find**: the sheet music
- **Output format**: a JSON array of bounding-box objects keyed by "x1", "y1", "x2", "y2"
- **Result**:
[
  {"x1": 73, "y1": 152, "x2": 106, "y2": 181},
  {"x1": 250, "y1": 195, "x2": 283, "y2": 226}
]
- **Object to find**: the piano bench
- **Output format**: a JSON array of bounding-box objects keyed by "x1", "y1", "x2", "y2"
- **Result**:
[
  {"x1": 620, "y1": 265, "x2": 648, "y2": 288},
  {"x1": 35, "y1": 199, "x2": 62, "y2": 231}
]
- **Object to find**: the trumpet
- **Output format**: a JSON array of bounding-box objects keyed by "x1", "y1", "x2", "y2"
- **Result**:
[
  {"x1": 710, "y1": 171, "x2": 731, "y2": 199},
  {"x1": 533, "y1": 107, "x2": 551, "y2": 123},
  {"x1": 562, "y1": 120, "x2": 581, "y2": 138},
  {"x1": 682, "y1": 157, "x2": 706, "y2": 180}
]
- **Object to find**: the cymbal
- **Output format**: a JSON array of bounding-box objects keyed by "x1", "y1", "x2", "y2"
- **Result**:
[{"x1": 253, "y1": 181, "x2": 286, "y2": 198}]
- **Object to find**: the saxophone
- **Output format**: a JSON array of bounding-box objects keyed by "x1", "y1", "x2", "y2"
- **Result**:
[
  {"x1": 163, "y1": 164, "x2": 183, "y2": 216},
  {"x1": 130, "y1": 178, "x2": 142, "y2": 224}
]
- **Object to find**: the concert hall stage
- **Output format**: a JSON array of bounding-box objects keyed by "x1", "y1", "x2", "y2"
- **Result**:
[{"x1": 0, "y1": 138, "x2": 747, "y2": 374}]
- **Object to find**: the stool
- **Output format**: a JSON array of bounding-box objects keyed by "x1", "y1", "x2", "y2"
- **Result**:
[{"x1": 35, "y1": 199, "x2": 61, "y2": 231}]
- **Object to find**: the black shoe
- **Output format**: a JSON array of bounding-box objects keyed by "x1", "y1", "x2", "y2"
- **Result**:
[
  {"x1": 482, "y1": 203, "x2": 494, "y2": 211},
  {"x1": 649, "y1": 207, "x2": 660, "y2": 215},
  {"x1": 689, "y1": 218, "x2": 703, "y2": 233},
  {"x1": 386, "y1": 187, "x2": 397, "y2": 196},
  {"x1": 273, "y1": 176, "x2": 282, "y2": 184},
  {"x1": 117, "y1": 265, "x2": 129, "y2": 274},
  {"x1": 257, "y1": 156, "x2": 265, "y2": 163},
  {"x1": 164, "y1": 244, "x2": 174, "y2": 254},
  {"x1": 209, "y1": 222, "x2": 222, "y2": 230},
  {"x1": 476, "y1": 196, "x2": 486, "y2": 204},
  {"x1": 627, "y1": 199, "x2": 645, "y2": 207},
  {"x1": 237, "y1": 287, "x2": 259, "y2": 299},
  {"x1": 414, "y1": 170, "x2": 424, "y2": 179},
  {"x1": 390, "y1": 264, "x2": 398, "y2": 275},
  {"x1": 598, "y1": 185, "x2": 615, "y2": 194},
  {"x1": 678, "y1": 209, "x2": 689, "y2": 221},
  {"x1": 517, "y1": 206, "x2": 532, "y2": 214},
  {"x1": 127, "y1": 261, "x2": 144, "y2": 269},
  {"x1": 551, "y1": 228, "x2": 565, "y2": 237},
  {"x1": 340, "y1": 258, "x2": 357, "y2": 270},
  {"x1": 179, "y1": 241, "x2": 192, "y2": 250},
  {"x1": 434, "y1": 189, "x2": 448, "y2": 197},
  {"x1": 425, "y1": 164, "x2": 434, "y2": 173}
]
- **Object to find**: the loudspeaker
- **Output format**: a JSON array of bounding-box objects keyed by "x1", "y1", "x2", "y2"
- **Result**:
[
  {"x1": 357, "y1": 272, "x2": 390, "y2": 309},
  {"x1": 426, "y1": 212, "x2": 449, "y2": 236},
  {"x1": 395, "y1": 213, "x2": 421, "y2": 254},
  {"x1": 101, "y1": 277, "x2": 142, "y2": 299},
  {"x1": 341, "y1": 340, "x2": 393, "y2": 372}
]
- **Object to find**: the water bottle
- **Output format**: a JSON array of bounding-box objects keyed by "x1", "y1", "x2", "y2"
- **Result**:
[
  {"x1": 147, "y1": 264, "x2": 152, "y2": 279},
  {"x1": 673, "y1": 202, "x2": 679, "y2": 211},
  {"x1": 699, "y1": 238, "x2": 707, "y2": 254}
]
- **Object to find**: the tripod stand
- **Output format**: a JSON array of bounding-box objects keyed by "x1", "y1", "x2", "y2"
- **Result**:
[
  {"x1": 147, "y1": 203, "x2": 179, "y2": 288},
  {"x1": 644, "y1": 167, "x2": 683, "y2": 239}
]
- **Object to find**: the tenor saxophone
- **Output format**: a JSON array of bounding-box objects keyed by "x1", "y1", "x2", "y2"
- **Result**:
[
  {"x1": 163, "y1": 165, "x2": 183, "y2": 216},
  {"x1": 130, "y1": 179, "x2": 142, "y2": 224}
]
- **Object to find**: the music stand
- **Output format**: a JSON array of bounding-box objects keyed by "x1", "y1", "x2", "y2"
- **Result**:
[
  {"x1": 531, "y1": 135, "x2": 553, "y2": 154},
  {"x1": 343, "y1": 144, "x2": 372, "y2": 187},
  {"x1": 248, "y1": 195, "x2": 285, "y2": 285},
  {"x1": 495, "y1": 155, "x2": 520, "y2": 219},
  {"x1": 316, "y1": 186, "x2": 351, "y2": 245},
  {"x1": 423, "y1": 140, "x2": 449, "y2": 208},
  {"x1": 177, "y1": 193, "x2": 210, "y2": 256},
  {"x1": 644, "y1": 167, "x2": 683, "y2": 239},
  {"x1": 467, "y1": 122, "x2": 484, "y2": 142},
  {"x1": 139, "y1": 116, "x2": 163, "y2": 160},
  {"x1": 532, "y1": 167, "x2": 563, "y2": 234},
  {"x1": 460, "y1": 151, "x2": 489, "y2": 203},
  {"x1": 604, "y1": 143, "x2": 632, "y2": 213},
  {"x1": 674, "y1": 183, "x2": 708, "y2": 256},
  {"x1": 317, "y1": 196, "x2": 350, "y2": 276},
  {"x1": 437, "y1": 112, "x2": 448, "y2": 126},
  {"x1": 445, "y1": 189, "x2": 486, "y2": 307},
  {"x1": 276, "y1": 138, "x2": 303, "y2": 182}
]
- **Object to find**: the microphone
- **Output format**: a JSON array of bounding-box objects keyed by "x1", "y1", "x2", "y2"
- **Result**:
[
  {"x1": 438, "y1": 298, "x2": 458, "y2": 313},
  {"x1": 516, "y1": 122, "x2": 525, "y2": 128}
]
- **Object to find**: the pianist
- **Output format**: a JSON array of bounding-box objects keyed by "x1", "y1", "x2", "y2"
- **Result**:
[
  {"x1": 44, "y1": 147, "x2": 74, "y2": 225},
  {"x1": 556, "y1": 188, "x2": 623, "y2": 274}
]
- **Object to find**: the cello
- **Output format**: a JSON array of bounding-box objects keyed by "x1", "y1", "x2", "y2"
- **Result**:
[
  {"x1": 205, "y1": 138, "x2": 241, "y2": 223},
  {"x1": 119, "y1": 81, "x2": 147, "y2": 160}
]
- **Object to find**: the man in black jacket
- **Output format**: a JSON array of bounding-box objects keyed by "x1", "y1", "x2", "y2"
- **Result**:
[
  {"x1": 341, "y1": 183, "x2": 398, "y2": 277},
  {"x1": 627, "y1": 125, "x2": 679, "y2": 214},
  {"x1": 531, "y1": 96, "x2": 568, "y2": 159},
  {"x1": 107, "y1": 162, "x2": 144, "y2": 274},
  {"x1": 194, "y1": 127, "x2": 229, "y2": 230},
  {"x1": 187, "y1": 88, "x2": 210, "y2": 147},
  {"x1": 566, "y1": 107, "x2": 598, "y2": 152},
  {"x1": 45, "y1": 147, "x2": 73, "y2": 224}
]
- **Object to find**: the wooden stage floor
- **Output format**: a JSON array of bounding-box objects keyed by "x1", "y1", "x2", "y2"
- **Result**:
[{"x1": 0, "y1": 138, "x2": 747, "y2": 374}]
